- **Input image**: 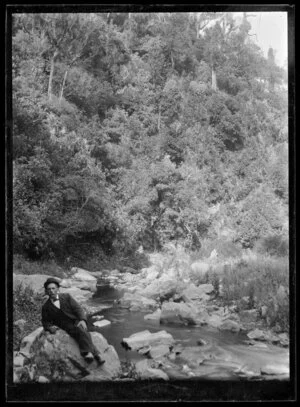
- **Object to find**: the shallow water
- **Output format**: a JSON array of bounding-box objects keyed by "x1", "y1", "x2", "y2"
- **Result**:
[{"x1": 88, "y1": 280, "x2": 289, "y2": 380}]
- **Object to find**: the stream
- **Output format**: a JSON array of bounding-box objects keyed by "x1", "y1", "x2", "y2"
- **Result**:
[{"x1": 86, "y1": 276, "x2": 290, "y2": 380}]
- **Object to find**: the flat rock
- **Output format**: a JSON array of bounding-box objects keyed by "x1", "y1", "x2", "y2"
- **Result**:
[
  {"x1": 149, "y1": 344, "x2": 171, "y2": 359},
  {"x1": 91, "y1": 315, "x2": 104, "y2": 321},
  {"x1": 247, "y1": 328, "x2": 266, "y2": 341},
  {"x1": 60, "y1": 278, "x2": 97, "y2": 292},
  {"x1": 37, "y1": 376, "x2": 50, "y2": 383},
  {"x1": 93, "y1": 319, "x2": 111, "y2": 328},
  {"x1": 122, "y1": 330, "x2": 174, "y2": 351},
  {"x1": 261, "y1": 364, "x2": 289, "y2": 376},
  {"x1": 160, "y1": 301, "x2": 202, "y2": 326},
  {"x1": 251, "y1": 342, "x2": 269, "y2": 349},
  {"x1": 144, "y1": 309, "x2": 161, "y2": 321},
  {"x1": 138, "y1": 346, "x2": 151, "y2": 355}
]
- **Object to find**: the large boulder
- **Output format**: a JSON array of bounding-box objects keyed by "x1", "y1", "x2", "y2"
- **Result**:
[
  {"x1": 118, "y1": 292, "x2": 157, "y2": 311},
  {"x1": 59, "y1": 287, "x2": 94, "y2": 304},
  {"x1": 20, "y1": 328, "x2": 121, "y2": 382},
  {"x1": 135, "y1": 359, "x2": 169, "y2": 380},
  {"x1": 60, "y1": 278, "x2": 97, "y2": 292},
  {"x1": 20, "y1": 327, "x2": 44, "y2": 356},
  {"x1": 205, "y1": 314, "x2": 224, "y2": 329},
  {"x1": 139, "y1": 275, "x2": 183, "y2": 302},
  {"x1": 218, "y1": 319, "x2": 241, "y2": 333},
  {"x1": 247, "y1": 329, "x2": 266, "y2": 341},
  {"x1": 122, "y1": 330, "x2": 175, "y2": 351},
  {"x1": 181, "y1": 283, "x2": 214, "y2": 303},
  {"x1": 61, "y1": 268, "x2": 97, "y2": 292},
  {"x1": 70, "y1": 267, "x2": 98, "y2": 281},
  {"x1": 142, "y1": 265, "x2": 160, "y2": 282},
  {"x1": 160, "y1": 301, "x2": 208, "y2": 326},
  {"x1": 144, "y1": 309, "x2": 162, "y2": 321}
]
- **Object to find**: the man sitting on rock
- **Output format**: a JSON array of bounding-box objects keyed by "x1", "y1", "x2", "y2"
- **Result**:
[{"x1": 42, "y1": 277, "x2": 105, "y2": 365}]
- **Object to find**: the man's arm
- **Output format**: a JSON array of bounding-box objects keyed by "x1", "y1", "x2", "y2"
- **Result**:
[{"x1": 66, "y1": 294, "x2": 87, "y2": 321}]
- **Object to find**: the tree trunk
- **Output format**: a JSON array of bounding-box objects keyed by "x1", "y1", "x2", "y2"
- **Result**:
[
  {"x1": 48, "y1": 50, "x2": 59, "y2": 101},
  {"x1": 157, "y1": 102, "x2": 161, "y2": 131},
  {"x1": 196, "y1": 20, "x2": 200, "y2": 39},
  {"x1": 211, "y1": 67, "x2": 217, "y2": 91},
  {"x1": 170, "y1": 51, "x2": 174, "y2": 69},
  {"x1": 59, "y1": 69, "x2": 68, "y2": 105}
]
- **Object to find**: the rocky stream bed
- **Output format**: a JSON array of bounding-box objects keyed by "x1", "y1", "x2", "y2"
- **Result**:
[{"x1": 13, "y1": 252, "x2": 290, "y2": 384}]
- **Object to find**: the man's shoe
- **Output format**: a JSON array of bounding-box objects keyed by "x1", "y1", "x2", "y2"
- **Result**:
[
  {"x1": 94, "y1": 353, "x2": 105, "y2": 366},
  {"x1": 83, "y1": 352, "x2": 94, "y2": 363}
]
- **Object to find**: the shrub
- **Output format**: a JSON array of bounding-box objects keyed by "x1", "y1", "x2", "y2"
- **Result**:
[
  {"x1": 13, "y1": 254, "x2": 66, "y2": 277},
  {"x1": 192, "y1": 238, "x2": 243, "y2": 261},
  {"x1": 221, "y1": 255, "x2": 289, "y2": 331},
  {"x1": 209, "y1": 271, "x2": 220, "y2": 297},
  {"x1": 254, "y1": 234, "x2": 289, "y2": 257},
  {"x1": 13, "y1": 283, "x2": 45, "y2": 350},
  {"x1": 159, "y1": 243, "x2": 192, "y2": 280},
  {"x1": 265, "y1": 288, "x2": 289, "y2": 332}
]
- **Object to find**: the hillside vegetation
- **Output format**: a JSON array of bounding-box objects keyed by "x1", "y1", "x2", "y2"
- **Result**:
[{"x1": 12, "y1": 12, "x2": 288, "y2": 265}]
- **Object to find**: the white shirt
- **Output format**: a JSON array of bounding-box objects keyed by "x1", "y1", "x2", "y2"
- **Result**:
[{"x1": 51, "y1": 296, "x2": 60, "y2": 309}]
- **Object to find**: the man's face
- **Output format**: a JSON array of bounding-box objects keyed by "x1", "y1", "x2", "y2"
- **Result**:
[{"x1": 46, "y1": 283, "x2": 59, "y2": 299}]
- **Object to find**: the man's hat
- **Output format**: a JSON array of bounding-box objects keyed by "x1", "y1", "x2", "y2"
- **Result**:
[{"x1": 44, "y1": 277, "x2": 60, "y2": 289}]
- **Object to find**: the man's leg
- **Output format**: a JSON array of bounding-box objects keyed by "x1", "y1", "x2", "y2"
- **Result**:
[
  {"x1": 65, "y1": 324, "x2": 97, "y2": 355},
  {"x1": 56, "y1": 319, "x2": 105, "y2": 364}
]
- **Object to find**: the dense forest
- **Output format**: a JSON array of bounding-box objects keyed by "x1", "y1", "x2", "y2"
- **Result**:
[{"x1": 12, "y1": 12, "x2": 288, "y2": 264}]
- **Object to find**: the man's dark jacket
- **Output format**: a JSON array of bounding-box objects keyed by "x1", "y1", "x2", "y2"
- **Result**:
[{"x1": 42, "y1": 293, "x2": 87, "y2": 331}]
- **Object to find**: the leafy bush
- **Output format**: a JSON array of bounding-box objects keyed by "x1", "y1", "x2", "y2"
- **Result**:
[
  {"x1": 194, "y1": 238, "x2": 243, "y2": 260},
  {"x1": 13, "y1": 283, "x2": 45, "y2": 350},
  {"x1": 209, "y1": 271, "x2": 220, "y2": 297},
  {"x1": 221, "y1": 255, "x2": 289, "y2": 331},
  {"x1": 266, "y1": 287, "x2": 289, "y2": 332},
  {"x1": 13, "y1": 254, "x2": 65, "y2": 277},
  {"x1": 254, "y1": 234, "x2": 289, "y2": 257}
]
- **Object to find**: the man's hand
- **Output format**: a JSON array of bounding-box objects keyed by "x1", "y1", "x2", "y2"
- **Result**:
[
  {"x1": 76, "y1": 320, "x2": 87, "y2": 331},
  {"x1": 48, "y1": 325, "x2": 59, "y2": 334}
]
